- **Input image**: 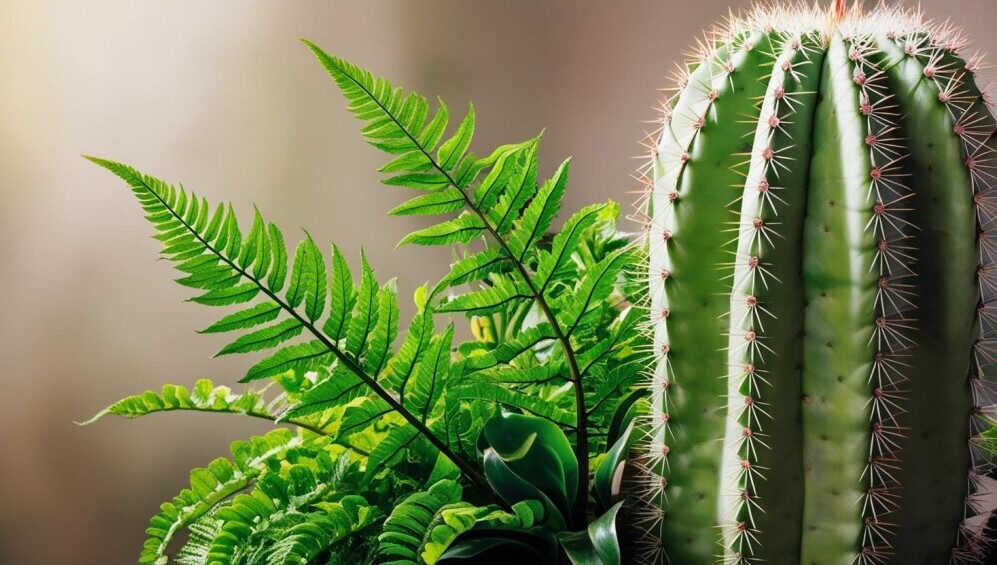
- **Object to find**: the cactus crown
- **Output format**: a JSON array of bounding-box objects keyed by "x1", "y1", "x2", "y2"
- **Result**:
[{"x1": 635, "y1": 2, "x2": 997, "y2": 564}]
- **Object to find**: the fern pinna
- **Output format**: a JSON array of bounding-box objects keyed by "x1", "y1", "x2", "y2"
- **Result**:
[{"x1": 85, "y1": 40, "x2": 642, "y2": 564}]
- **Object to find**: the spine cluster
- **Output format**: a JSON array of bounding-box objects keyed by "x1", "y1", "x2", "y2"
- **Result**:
[{"x1": 844, "y1": 31, "x2": 917, "y2": 565}]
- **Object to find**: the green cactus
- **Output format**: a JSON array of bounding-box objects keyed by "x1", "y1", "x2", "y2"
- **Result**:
[{"x1": 635, "y1": 2, "x2": 997, "y2": 563}]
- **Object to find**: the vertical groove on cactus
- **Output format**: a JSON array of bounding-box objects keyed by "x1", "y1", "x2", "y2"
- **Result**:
[{"x1": 634, "y1": 4, "x2": 997, "y2": 564}]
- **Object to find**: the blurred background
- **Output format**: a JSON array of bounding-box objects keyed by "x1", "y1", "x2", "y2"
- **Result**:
[{"x1": 1, "y1": 0, "x2": 995, "y2": 562}]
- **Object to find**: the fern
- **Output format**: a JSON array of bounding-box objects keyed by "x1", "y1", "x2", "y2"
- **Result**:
[
  {"x1": 304, "y1": 42, "x2": 647, "y2": 524},
  {"x1": 176, "y1": 450, "x2": 379, "y2": 565},
  {"x1": 376, "y1": 479, "x2": 545, "y2": 565},
  {"x1": 79, "y1": 378, "x2": 331, "y2": 435},
  {"x1": 84, "y1": 156, "x2": 491, "y2": 493},
  {"x1": 88, "y1": 43, "x2": 645, "y2": 564},
  {"x1": 137, "y1": 428, "x2": 302, "y2": 564}
]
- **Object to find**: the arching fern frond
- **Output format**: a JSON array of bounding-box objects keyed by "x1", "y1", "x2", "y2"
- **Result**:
[
  {"x1": 376, "y1": 479, "x2": 546, "y2": 565},
  {"x1": 135, "y1": 428, "x2": 303, "y2": 564},
  {"x1": 205, "y1": 459, "x2": 375, "y2": 564},
  {"x1": 172, "y1": 449, "x2": 379, "y2": 565},
  {"x1": 79, "y1": 377, "x2": 340, "y2": 438},
  {"x1": 87, "y1": 156, "x2": 492, "y2": 493}
]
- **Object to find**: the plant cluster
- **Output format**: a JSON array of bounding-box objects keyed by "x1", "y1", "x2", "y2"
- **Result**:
[
  {"x1": 85, "y1": 41, "x2": 645, "y2": 564},
  {"x1": 87, "y1": 3, "x2": 997, "y2": 564}
]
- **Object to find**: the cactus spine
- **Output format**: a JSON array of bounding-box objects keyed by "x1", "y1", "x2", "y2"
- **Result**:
[{"x1": 635, "y1": 3, "x2": 997, "y2": 563}]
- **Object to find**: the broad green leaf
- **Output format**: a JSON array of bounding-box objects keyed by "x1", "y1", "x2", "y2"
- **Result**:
[
  {"x1": 481, "y1": 413, "x2": 578, "y2": 517},
  {"x1": 594, "y1": 421, "x2": 636, "y2": 511},
  {"x1": 481, "y1": 449, "x2": 566, "y2": 533},
  {"x1": 558, "y1": 502, "x2": 624, "y2": 565}
]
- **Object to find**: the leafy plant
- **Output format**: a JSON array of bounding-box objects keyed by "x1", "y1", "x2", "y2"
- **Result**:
[{"x1": 84, "y1": 40, "x2": 644, "y2": 564}]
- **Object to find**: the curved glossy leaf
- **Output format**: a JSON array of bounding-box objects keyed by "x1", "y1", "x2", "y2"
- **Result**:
[
  {"x1": 594, "y1": 420, "x2": 636, "y2": 511},
  {"x1": 558, "y1": 502, "x2": 624, "y2": 565},
  {"x1": 481, "y1": 413, "x2": 578, "y2": 516}
]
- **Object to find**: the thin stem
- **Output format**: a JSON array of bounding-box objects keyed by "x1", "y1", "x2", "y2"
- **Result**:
[{"x1": 141, "y1": 178, "x2": 495, "y2": 500}]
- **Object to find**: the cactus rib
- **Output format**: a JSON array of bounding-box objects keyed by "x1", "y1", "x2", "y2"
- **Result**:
[
  {"x1": 892, "y1": 33, "x2": 997, "y2": 561},
  {"x1": 718, "y1": 30, "x2": 824, "y2": 565}
]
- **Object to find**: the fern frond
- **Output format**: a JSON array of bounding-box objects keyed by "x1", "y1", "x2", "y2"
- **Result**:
[
  {"x1": 447, "y1": 383, "x2": 576, "y2": 428},
  {"x1": 205, "y1": 455, "x2": 374, "y2": 564},
  {"x1": 88, "y1": 156, "x2": 494, "y2": 497},
  {"x1": 306, "y1": 43, "x2": 602, "y2": 523},
  {"x1": 264, "y1": 496, "x2": 379, "y2": 565},
  {"x1": 364, "y1": 425, "x2": 420, "y2": 483},
  {"x1": 138, "y1": 428, "x2": 303, "y2": 564},
  {"x1": 79, "y1": 378, "x2": 304, "y2": 428}
]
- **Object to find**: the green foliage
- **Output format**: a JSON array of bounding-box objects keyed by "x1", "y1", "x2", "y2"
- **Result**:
[
  {"x1": 143, "y1": 428, "x2": 303, "y2": 564},
  {"x1": 558, "y1": 503, "x2": 625, "y2": 565},
  {"x1": 86, "y1": 41, "x2": 645, "y2": 564}
]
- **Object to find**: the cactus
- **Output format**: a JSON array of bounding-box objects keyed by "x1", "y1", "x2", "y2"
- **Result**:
[{"x1": 635, "y1": 2, "x2": 997, "y2": 563}]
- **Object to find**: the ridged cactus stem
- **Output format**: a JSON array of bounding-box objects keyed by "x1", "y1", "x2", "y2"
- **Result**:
[
  {"x1": 641, "y1": 29, "x2": 778, "y2": 564},
  {"x1": 799, "y1": 31, "x2": 918, "y2": 564},
  {"x1": 875, "y1": 33, "x2": 981, "y2": 562},
  {"x1": 635, "y1": 4, "x2": 997, "y2": 564},
  {"x1": 718, "y1": 31, "x2": 825, "y2": 563}
]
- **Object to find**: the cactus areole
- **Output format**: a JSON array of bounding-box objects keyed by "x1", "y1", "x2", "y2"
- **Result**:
[{"x1": 637, "y1": 2, "x2": 997, "y2": 563}]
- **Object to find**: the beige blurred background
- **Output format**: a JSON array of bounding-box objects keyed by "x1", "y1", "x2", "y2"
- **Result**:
[{"x1": 1, "y1": 1, "x2": 994, "y2": 562}]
